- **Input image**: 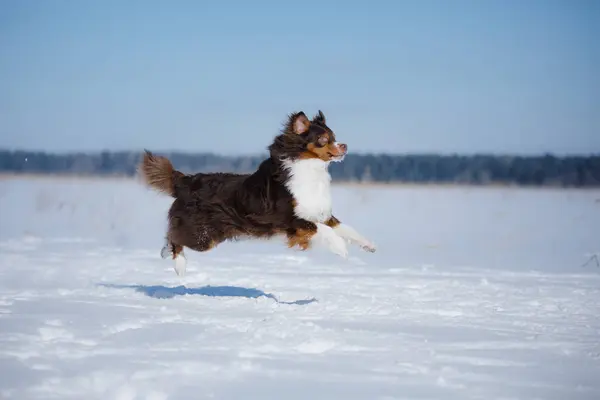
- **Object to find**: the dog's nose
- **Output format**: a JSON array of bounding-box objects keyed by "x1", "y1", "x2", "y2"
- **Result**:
[{"x1": 339, "y1": 143, "x2": 348, "y2": 152}]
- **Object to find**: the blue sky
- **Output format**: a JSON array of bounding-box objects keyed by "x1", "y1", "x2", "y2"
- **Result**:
[{"x1": 1, "y1": 0, "x2": 598, "y2": 155}]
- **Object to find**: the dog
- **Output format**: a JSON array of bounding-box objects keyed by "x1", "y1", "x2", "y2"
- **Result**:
[{"x1": 138, "y1": 110, "x2": 376, "y2": 276}]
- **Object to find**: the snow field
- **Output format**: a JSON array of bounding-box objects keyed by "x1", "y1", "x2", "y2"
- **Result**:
[{"x1": 0, "y1": 176, "x2": 599, "y2": 399}]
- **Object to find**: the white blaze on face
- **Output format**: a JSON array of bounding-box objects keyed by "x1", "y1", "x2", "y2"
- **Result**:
[
  {"x1": 282, "y1": 158, "x2": 333, "y2": 223},
  {"x1": 330, "y1": 142, "x2": 347, "y2": 162}
]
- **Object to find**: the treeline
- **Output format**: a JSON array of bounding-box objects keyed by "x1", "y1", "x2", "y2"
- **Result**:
[{"x1": 1, "y1": 149, "x2": 599, "y2": 187}]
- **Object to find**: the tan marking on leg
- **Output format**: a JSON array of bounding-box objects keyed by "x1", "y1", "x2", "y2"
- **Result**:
[
  {"x1": 287, "y1": 228, "x2": 316, "y2": 250},
  {"x1": 172, "y1": 244, "x2": 183, "y2": 259},
  {"x1": 325, "y1": 216, "x2": 340, "y2": 228}
]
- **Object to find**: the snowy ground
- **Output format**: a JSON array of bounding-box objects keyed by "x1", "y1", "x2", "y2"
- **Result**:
[{"x1": 0, "y1": 176, "x2": 599, "y2": 400}]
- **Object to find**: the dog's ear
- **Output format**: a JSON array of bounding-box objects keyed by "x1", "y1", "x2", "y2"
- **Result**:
[
  {"x1": 287, "y1": 112, "x2": 311, "y2": 135},
  {"x1": 313, "y1": 110, "x2": 326, "y2": 124}
]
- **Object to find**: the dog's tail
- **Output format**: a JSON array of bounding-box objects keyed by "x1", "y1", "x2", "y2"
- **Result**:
[{"x1": 138, "y1": 150, "x2": 184, "y2": 197}]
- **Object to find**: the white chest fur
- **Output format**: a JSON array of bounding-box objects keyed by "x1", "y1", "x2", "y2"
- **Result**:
[{"x1": 283, "y1": 158, "x2": 333, "y2": 223}]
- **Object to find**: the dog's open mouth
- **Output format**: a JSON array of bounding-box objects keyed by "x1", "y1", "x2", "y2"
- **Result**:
[{"x1": 329, "y1": 153, "x2": 346, "y2": 162}]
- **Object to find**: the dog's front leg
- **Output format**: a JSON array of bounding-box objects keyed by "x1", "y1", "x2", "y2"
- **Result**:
[
  {"x1": 326, "y1": 216, "x2": 376, "y2": 253},
  {"x1": 288, "y1": 218, "x2": 349, "y2": 258}
]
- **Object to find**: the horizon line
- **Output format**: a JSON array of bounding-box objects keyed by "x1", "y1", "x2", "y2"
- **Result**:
[{"x1": 1, "y1": 147, "x2": 599, "y2": 159}]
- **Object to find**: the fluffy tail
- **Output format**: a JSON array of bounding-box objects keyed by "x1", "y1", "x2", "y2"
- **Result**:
[{"x1": 138, "y1": 150, "x2": 183, "y2": 197}]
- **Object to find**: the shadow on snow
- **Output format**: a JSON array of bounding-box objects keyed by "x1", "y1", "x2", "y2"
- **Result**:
[{"x1": 97, "y1": 283, "x2": 317, "y2": 305}]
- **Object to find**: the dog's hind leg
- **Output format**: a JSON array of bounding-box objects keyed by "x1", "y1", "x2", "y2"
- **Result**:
[
  {"x1": 160, "y1": 238, "x2": 172, "y2": 259},
  {"x1": 160, "y1": 239, "x2": 187, "y2": 276},
  {"x1": 163, "y1": 214, "x2": 192, "y2": 276},
  {"x1": 164, "y1": 221, "x2": 224, "y2": 276},
  {"x1": 171, "y1": 244, "x2": 187, "y2": 276}
]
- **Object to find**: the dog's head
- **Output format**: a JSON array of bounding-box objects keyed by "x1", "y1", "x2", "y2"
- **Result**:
[{"x1": 269, "y1": 110, "x2": 348, "y2": 163}]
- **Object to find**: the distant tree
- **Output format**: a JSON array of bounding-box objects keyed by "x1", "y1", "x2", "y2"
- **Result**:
[{"x1": 0, "y1": 149, "x2": 599, "y2": 187}]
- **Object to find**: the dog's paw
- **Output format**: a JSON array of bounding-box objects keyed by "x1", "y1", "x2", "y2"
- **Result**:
[
  {"x1": 329, "y1": 234, "x2": 349, "y2": 259},
  {"x1": 315, "y1": 223, "x2": 349, "y2": 259},
  {"x1": 173, "y1": 253, "x2": 187, "y2": 276},
  {"x1": 160, "y1": 245, "x2": 172, "y2": 259},
  {"x1": 360, "y1": 241, "x2": 377, "y2": 253}
]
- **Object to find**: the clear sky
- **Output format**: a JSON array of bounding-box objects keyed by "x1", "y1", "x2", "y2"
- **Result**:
[{"x1": 1, "y1": 0, "x2": 598, "y2": 156}]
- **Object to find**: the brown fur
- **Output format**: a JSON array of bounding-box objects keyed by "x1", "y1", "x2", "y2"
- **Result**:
[
  {"x1": 325, "y1": 216, "x2": 340, "y2": 228},
  {"x1": 287, "y1": 226, "x2": 317, "y2": 250},
  {"x1": 138, "y1": 110, "x2": 349, "y2": 258},
  {"x1": 138, "y1": 151, "x2": 183, "y2": 197}
]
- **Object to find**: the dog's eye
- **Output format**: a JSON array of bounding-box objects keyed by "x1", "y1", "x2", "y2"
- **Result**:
[{"x1": 317, "y1": 136, "x2": 328, "y2": 146}]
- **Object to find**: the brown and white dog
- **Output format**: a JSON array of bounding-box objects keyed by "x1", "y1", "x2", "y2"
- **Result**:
[{"x1": 139, "y1": 110, "x2": 376, "y2": 275}]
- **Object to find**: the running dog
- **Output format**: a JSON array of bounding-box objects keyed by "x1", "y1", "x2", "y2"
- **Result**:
[{"x1": 139, "y1": 110, "x2": 376, "y2": 275}]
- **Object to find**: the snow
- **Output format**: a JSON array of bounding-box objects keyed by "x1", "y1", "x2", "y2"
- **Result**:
[{"x1": 0, "y1": 176, "x2": 599, "y2": 400}]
